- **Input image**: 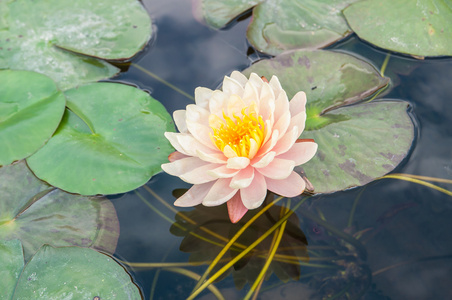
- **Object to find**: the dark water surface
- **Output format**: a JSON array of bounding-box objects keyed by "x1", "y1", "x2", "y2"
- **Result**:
[{"x1": 109, "y1": 0, "x2": 452, "y2": 299}]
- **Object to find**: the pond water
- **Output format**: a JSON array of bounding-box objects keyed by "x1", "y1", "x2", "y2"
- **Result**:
[{"x1": 109, "y1": 0, "x2": 452, "y2": 299}]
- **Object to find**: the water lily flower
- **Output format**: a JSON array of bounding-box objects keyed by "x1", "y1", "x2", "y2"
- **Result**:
[{"x1": 162, "y1": 71, "x2": 318, "y2": 223}]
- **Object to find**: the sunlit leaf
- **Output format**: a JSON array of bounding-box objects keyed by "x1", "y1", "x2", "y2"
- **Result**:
[
  {"x1": 0, "y1": 0, "x2": 152, "y2": 89},
  {"x1": 27, "y1": 82, "x2": 175, "y2": 195},
  {"x1": 0, "y1": 240, "x2": 23, "y2": 300},
  {"x1": 10, "y1": 244, "x2": 141, "y2": 299},
  {"x1": 0, "y1": 70, "x2": 65, "y2": 166},
  {"x1": 344, "y1": 0, "x2": 452, "y2": 57},
  {"x1": 0, "y1": 161, "x2": 119, "y2": 260},
  {"x1": 194, "y1": 0, "x2": 359, "y2": 55},
  {"x1": 243, "y1": 50, "x2": 414, "y2": 193}
]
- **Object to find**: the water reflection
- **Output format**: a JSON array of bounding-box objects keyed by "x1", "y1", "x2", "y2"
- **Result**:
[{"x1": 170, "y1": 192, "x2": 309, "y2": 289}]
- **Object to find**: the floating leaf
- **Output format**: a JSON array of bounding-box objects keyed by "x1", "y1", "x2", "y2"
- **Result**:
[
  {"x1": 243, "y1": 50, "x2": 414, "y2": 193},
  {"x1": 0, "y1": 0, "x2": 152, "y2": 89},
  {"x1": 27, "y1": 82, "x2": 175, "y2": 195},
  {"x1": 0, "y1": 240, "x2": 24, "y2": 300},
  {"x1": 195, "y1": 0, "x2": 359, "y2": 55},
  {"x1": 1, "y1": 242, "x2": 141, "y2": 299},
  {"x1": 0, "y1": 161, "x2": 119, "y2": 260},
  {"x1": 0, "y1": 70, "x2": 65, "y2": 166},
  {"x1": 344, "y1": 0, "x2": 452, "y2": 57}
]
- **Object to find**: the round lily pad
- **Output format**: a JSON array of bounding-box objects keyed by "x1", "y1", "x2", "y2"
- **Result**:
[
  {"x1": 0, "y1": 70, "x2": 65, "y2": 166},
  {"x1": 5, "y1": 243, "x2": 141, "y2": 299},
  {"x1": 194, "y1": 0, "x2": 360, "y2": 55},
  {"x1": 344, "y1": 0, "x2": 452, "y2": 58},
  {"x1": 0, "y1": 161, "x2": 119, "y2": 260},
  {"x1": 0, "y1": 0, "x2": 152, "y2": 89},
  {"x1": 0, "y1": 240, "x2": 24, "y2": 300},
  {"x1": 27, "y1": 82, "x2": 175, "y2": 195},
  {"x1": 243, "y1": 50, "x2": 414, "y2": 193}
]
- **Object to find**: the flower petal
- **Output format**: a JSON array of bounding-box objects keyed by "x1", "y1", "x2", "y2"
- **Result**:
[
  {"x1": 227, "y1": 157, "x2": 250, "y2": 169},
  {"x1": 277, "y1": 141, "x2": 318, "y2": 165},
  {"x1": 227, "y1": 192, "x2": 248, "y2": 223},
  {"x1": 251, "y1": 151, "x2": 276, "y2": 168},
  {"x1": 173, "y1": 110, "x2": 188, "y2": 133},
  {"x1": 202, "y1": 178, "x2": 238, "y2": 206},
  {"x1": 241, "y1": 172, "x2": 267, "y2": 209},
  {"x1": 273, "y1": 89, "x2": 289, "y2": 124},
  {"x1": 273, "y1": 110, "x2": 291, "y2": 139},
  {"x1": 289, "y1": 91, "x2": 307, "y2": 116},
  {"x1": 269, "y1": 75, "x2": 283, "y2": 99},
  {"x1": 248, "y1": 73, "x2": 264, "y2": 97},
  {"x1": 230, "y1": 165, "x2": 254, "y2": 189},
  {"x1": 257, "y1": 129, "x2": 279, "y2": 156},
  {"x1": 223, "y1": 75, "x2": 244, "y2": 97},
  {"x1": 196, "y1": 148, "x2": 227, "y2": 164},
  {"x1": 168, "y1": 151, "x2": 188, "y2": 162},
  {"x1": 272, "y1": 127, "x2": 299, "y2": 155},
  {"x1": 257, "y1": 158, "x2": 295, "y2": 180},
  {"x1": 230, "y1": 71, "x2": 248, "y2": 87},
  {"x1": 266, "y1": 171, "x2": 306, "y2": 198},
  {"x1": 209, "y1": 90, "x2": 228, "y2": 116},
  {"x1": 161, "y1": 157, "x2": 219, "y2": 184},
  {"x1": 258, "y1": 82, "x2": 275, "y2": 121},
  {"x1": 186, "y1": 105, "x2": 217, "y2": 149},
  {"x1": 207, "y1": 165, "x2": 240, "y2": 178},
  {"x1": 194, "y1": 87, "x2": 213, "y2": 109},
  {"x1": 174, "y1": 182, "x2": 214, "y2": 207},
  {"x1": 242, "y1": 81, "x2": 259, "y2": 107}
]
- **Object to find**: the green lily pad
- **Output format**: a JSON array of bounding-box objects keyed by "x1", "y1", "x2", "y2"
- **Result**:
[
  {"x1": 0, "y1": 240, "x2": 23, "y2": 300},
  {"x1": 27, "y1": 82, "x2": 175, "y2": 195},
  {"x1": 0, "y1": 161, "x2": 119, "y2": 260},
  {"x1": 0, "y1": 70, "x2": 65, "y2": 166},
  {"x1": 243, "y1": 50, "x2": 414, "y2": 193},
  {"x1": 344, "y1": 0, "x2": 452, "y2": 58},
  {"x1": 0, "y1": 241, "x2": 141, "y2": 299},
  {"x1": 195, "y1": 0, "x2": 359, "y2": 55},
  {"x1": 0, "y1": 0, "x2": 152, "y2": 89}
]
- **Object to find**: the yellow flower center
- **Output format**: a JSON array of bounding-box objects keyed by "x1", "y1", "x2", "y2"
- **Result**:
[{"x1": 210, "y1": 108, "x2": 265, "y2": 158}]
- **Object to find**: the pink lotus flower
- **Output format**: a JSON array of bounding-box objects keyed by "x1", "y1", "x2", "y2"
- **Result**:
[{"x1": 162, "y1": 71, "x2": 318, "y2": 223}]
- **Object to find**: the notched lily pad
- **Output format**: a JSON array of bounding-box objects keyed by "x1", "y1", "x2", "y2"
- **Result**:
[
  {"x1": 0, "y1": 0, "x2": 152, "y2": 89},
  {"x1": 0, "y1": 161, "x2": 119, "y2": 260},
  {"x1": 344, "y1": 0, "x2": 452, "y2": 58},
  {"x1": 27, "y1": 82, "x2": 175, "y2": 195},
  {"x1": 243, "y1": 50, "x2": 414, "y2": 193},
  {"x1": 0, "y1": 241, "x2": 141, "y2": 299},
  {"x1": 0, "y1": 70, "x2": 65, "y2": 166},
  {"x1": 195, "y1": 0, "x2": 360, "y2": 55}
]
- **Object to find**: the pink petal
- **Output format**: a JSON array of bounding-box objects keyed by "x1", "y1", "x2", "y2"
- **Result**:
[
  {"x1": 289, "y1": 91, "x2": 307, "y2": 116},
  {"x1": 289, "y1": 112, "x2": 306, "y2": 135},
  {"x1": 230, "y1": 165, "x2": 254, "y2": 189},
  {"x1": 272, "y1": 127, "x2": 299, "y2": 155},
  {"x1": 207, "y1": 165, "x2": 240, "y2": 178},
  {"x1": 258, "y1": 83, "x2": 275, "y2": 121},
  {"x1": 186, "y1": 109, "x2": 217, "y2": 150},
  {"x1": 164, "y1": 132, "x2": 189, "y2": 155},
  {"x1": 240, "y1": 171, "x2": 267, "y2": 209},
  {"x1": 209, "y1": 90, "x2": 228, "y2": 116},
  {"x1": 277, "y1": 141, "x2": 318, "y2": 165},
  {"x1": 173, "y1": 110, "x2": 188, "y2": 133},
  {"x1": 242, "y1": 81, "x2": 259, "y2": 107},
  {"x1": 177, "y1": 133, "x2": 218, "y2": 157},
  {"x1": 194, "y1": 87, "x2": 213, "y2": 109},
  {"x1": 273, "y1": 89, "x2": 289, "y2": 123},
  {"x1": 168, "y1": 151, "x2": 189, "y2": 162},
  {"x1": 227, "y1": 157, "x2": 250, "y2": 169},
  {"x1": 202, "y1": 178, "x2": 238, "y2": 206},
  {"x1": 251, "y1": 151, "x2": 276, "y2": 168},
  {"x1": 266, "y1": 171, "x2": 306, "y2": 198},
  {"x1": 226, "y1": 94, "x2": 246, "y2": 118},
  {"x1": 227, "y1": 192, "x2": 248, "y2": 223},
  {"x1": 196, "y1": 148, "x2": 227, "y2": 164},
  {"x1": 256, "y1": 129, "x2": 279, "y2": 157},
  {"x1": 174, "y1": 182, "x2": 215, "y2": 207},
  {"x1": 229, "y1": 71, "x2": 248, "y2": 87},
  {"x1": 273, "y1": 110, "x2": 291, "y2": 140},
  {"x1": 256, "y1": 158, "x2": 295, "y2": 180},
  {"x1": 161, "y1": 157, "x2": 219, "y2": 184},
  {"x1": 248, "y1": 73, "x2": 264, "y2": 97},
  {"x1": 223, "y1": 75, "x2": 245, "y2": 97},
  {"x1": 269, "y1": 75, "x2": 283, "y2": 99}
]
